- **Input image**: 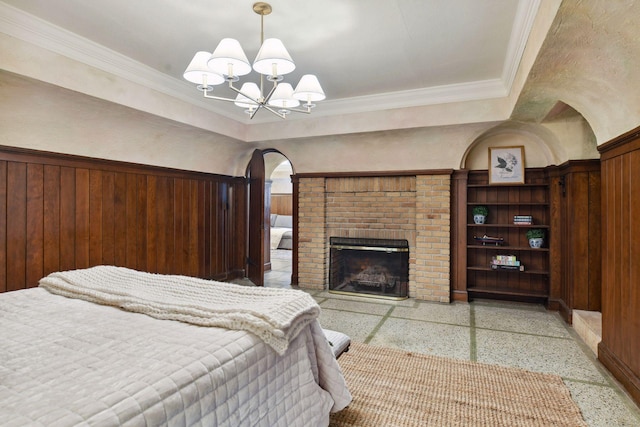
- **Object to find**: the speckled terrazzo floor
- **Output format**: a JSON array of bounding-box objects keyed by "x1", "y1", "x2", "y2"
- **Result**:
[{"x1": 264, "y1": 249, "x2": 640, "y2": 427}]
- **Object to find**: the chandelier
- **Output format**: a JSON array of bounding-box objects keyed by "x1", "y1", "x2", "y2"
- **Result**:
[{"x1": 183, "y1": 2, "x2": 325, "y2": 119}]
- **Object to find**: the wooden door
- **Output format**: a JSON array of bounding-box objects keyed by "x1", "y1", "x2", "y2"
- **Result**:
[{"x1": 247, "y1": 149, "x2": 265, "y2": 286}]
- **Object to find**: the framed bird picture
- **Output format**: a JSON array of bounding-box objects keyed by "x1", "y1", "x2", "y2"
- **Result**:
[{"x1": 489, "y1": 146, "x2": 525, "y2": 184}]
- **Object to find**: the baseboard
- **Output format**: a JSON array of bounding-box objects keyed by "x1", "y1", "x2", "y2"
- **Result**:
[
  {"x1": 451, "y1": 290, "x2": 468, "y2": 302},
  {"x1": 599, "y1": 341, "x2": 640, "y2": 406},
  {"x1": 551, "y1": 298, "x2": 571, "y2": 323}
]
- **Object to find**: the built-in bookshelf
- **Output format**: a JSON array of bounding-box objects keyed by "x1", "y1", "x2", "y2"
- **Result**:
[{"x1": 462, "y1": 169, "x2": 551, "y2": 302}]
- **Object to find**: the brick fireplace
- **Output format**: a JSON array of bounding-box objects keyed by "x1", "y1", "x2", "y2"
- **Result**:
[{"x1": 296, "y1": 173, "x2": 451, "y2": 302}]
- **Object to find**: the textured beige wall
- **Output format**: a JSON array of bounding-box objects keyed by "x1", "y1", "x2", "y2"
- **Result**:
[
  {"x1": 512, "y1": 0, "x2": 640, "y2": 144},
  {"x1": 0, "y1": 71, "x2": 251, "y2": 176}
]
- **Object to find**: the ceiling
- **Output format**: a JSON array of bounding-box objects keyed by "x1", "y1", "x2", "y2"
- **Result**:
[{"x1": 1, "y1": 0, "x2": 541, "y2": 126}]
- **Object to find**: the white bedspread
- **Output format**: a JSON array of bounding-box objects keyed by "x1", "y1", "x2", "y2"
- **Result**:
[
  {"x1": 39, "y1": 265, "x2": 318, "y2": 355},
  {"x1": 0, "y1": 287, "x2": 352, "y2": 426},
  {"x1": 270, "y1": 227, "x2": 290, "y2": 250}
]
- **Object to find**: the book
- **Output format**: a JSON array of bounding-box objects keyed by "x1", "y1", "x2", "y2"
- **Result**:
[{"x1": 513, "y1": 215, "x2": 533, "y2": 225}]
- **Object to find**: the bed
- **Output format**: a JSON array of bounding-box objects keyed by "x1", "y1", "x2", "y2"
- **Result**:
[
  {"x1": 0, "y1": 266, "x2": 351, "y2": 426},
  {"x1": 270, "y1": 214, "x2": 293, "y2": 250}
]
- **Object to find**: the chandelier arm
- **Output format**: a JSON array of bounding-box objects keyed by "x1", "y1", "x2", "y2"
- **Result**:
[
  {"x1": 282, "y1": 107, "x2": 313, "y2": 115},
  {"x1": 228, "y1": 83, "x2": 261, "y2": 107},
  {"x1": 248, "y1": 106, "x2": 261, "y2": 120},
  {"x1": 261, "y1": 104, "x2": 287, "y2": 119},
  {"x1": 202, "y1": 91, "x2": 237, "y2": 103}
]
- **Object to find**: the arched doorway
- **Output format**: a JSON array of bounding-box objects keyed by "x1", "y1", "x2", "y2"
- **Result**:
[
  {"x1": 246, "y1": 149, "x2": 294, "y2": 288},
  {"x1": 264, "y1": 152, "x2": 293, "y2": 288}
]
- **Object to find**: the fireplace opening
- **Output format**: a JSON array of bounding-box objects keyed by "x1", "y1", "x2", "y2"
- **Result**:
[{"x1": 329, "y1": 237, "x2": 409, "y2": 300}]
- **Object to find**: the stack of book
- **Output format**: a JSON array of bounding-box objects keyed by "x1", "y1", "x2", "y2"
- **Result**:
[
  {"x1": 491, "y1": 255, "x2": 525, "y2": 271},
  {"x1": 513, "y1": 215, "x2": 533, "y2": 225}
]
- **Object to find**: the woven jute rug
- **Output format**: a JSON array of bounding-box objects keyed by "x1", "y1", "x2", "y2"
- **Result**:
[{"x1": 330, "y1": 342, "x2": 587, "y2": 427}]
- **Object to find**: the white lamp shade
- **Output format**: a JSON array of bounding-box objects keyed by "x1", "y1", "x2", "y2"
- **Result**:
[
  {"x1": 208, "y1": 38, "x2": 252, "y2": 77},
  {"x1": 234, "y1": 82, "x2": 261, "y2": 108},
  {"x1": 268, "y1": 83, "x2": 300, "y2": 108},
  {"x1": 183, "y1": 51, "x2": 225, "y2": 85},
  {"x1": 293, "y1": 74, "x2": 326, "y2": 102},
  {"x1": 253, "y1": 38, "x2": 296, "y2": 76}
]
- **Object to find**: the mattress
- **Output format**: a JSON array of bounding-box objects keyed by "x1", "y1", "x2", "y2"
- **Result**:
[{"x1": 0, "y1": 287, "x2": 351, "y2": 426}]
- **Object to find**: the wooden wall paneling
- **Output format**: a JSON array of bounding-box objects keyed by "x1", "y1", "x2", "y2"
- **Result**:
[
  {"x1": 222, "y1": 182, "x2": 230, "y2": 276},
  {"x1": 568, "y1": 172, "x2": 589, "y2": 309},
  {"x1": 173, "y1": 178, "x2": 184, "y2": 275},
  {"x1": 26, "y1": 164, "x2": 44, "y2": 288},
  {"x1": 197, "y1": 180, "x2": 207, "y2": 278},
  {"x1": 154, "y1": 176, "x2": 170, "y2": 275},
  {"x1": 89, "y1": 170, "x2": 103, "y2": 267},
  {"x1": 179, "y1": 179, "x2": 192, "y2": 276},
  {"x1": 124, "y1": 173, "x2": 137, "y2": 270},
  {"x1": 629, "y1": 150, "x2": 640, "y2": 375},
  {"x1": 164, "y1": 176, "x2": 176, "y2": 275},
  {"x1": 548, "y1": 172, "x2": 564, "y2": 313},
  {"x1": 7, "y1": 162, "x2": 26, "y2": 291},
  {"x1": 189, "y1": 179, "x2": 200, "y2": 278},
  {"x1": 204, "y1": 181, "x2": 214, "y2": 278},
  {"x1": 113, "y1": 172, "x2": 127, "y2": 267},
  {"x1": 101, "y1": 171, "x2": 115, "y2": 266},
  {"x1": 619, "y1": 153, "x2": 632, "y2": 366},
  {"x1": 135, "y1": 174, "x2": 147, "y2": 271},
  {"x1": 213, "y1": 182, "x2": 226, "y2": 278},
  {"x1": 59, "y1": 167, "x2": 76, "y2": 271},
  {"x1": 75, "y1": 168, "x2": 90, "y2": 269},
  {"x1": 598, "y1": 127, "x2": 640, "y2": 406},
  {"x1": 0, "y1": 146, "x2": 247, "y2": 292},
  {"x1": 451, "y1": 170, "x2": 468, "y2": 301},
  {"x1": 588, "y1": 171, "x2": 602, "y2": 310},
  {"x1": 0, "y1": 162, "x2": 6, "y2": 293},
  {"x1": 601, "y1": 157, "x2": 617, "y2": 350},
  {"x1": 229, "y1": 179, "x2": 247, "y2": 278},
  {"x1": 43, "y1": 165, "x2": 61, "y2": 278},
  {"x1": 550, "y1": 161, "x2": 601, "y2": 321},
  {"x1": 271, "y1": 193, "x2": 292, "y2": 216},
  {"x1": 146, "y1": 175, "x2": 157, "y2": 272}
]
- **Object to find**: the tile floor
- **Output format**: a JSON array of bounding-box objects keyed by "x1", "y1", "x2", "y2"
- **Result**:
[{"x1": 264, "y1": 250, "x2": 640, "y2": 427}]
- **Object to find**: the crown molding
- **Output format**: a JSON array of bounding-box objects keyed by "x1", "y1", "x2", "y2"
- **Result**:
[
  {"x1": 1, "y1": 1, "x2": 538, "y2": 125},
  {"x1": 0, "y1": 2, "x2": 238, "y2": 120},
  {"x1": 501, "y1": 0, "x2": 542, "y2": 91}
]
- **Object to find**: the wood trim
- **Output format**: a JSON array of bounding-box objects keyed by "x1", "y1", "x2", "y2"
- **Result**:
[
  {"x1": 294, "y1": 169, "x2": 454, "y2": 180},
  {"x1": 0, "y1": 144, "x2": 233, "y2": 181},
  {"x1": 598, "y1": 125, "x2": 640, "y2": 160},
  {"x1": 0, "y1": 146, "x2": 246, "y2": 291},
  {"x1": 451, "y1": 170, "x2": 468, "y2": 301},
  {"x1": 599, "y1": 342, "x2": 640, "y2": 404}
]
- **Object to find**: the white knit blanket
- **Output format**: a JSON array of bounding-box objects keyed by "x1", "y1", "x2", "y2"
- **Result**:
[{"x1": 38, "y1": 265, "x2": 320, "y2": 355}]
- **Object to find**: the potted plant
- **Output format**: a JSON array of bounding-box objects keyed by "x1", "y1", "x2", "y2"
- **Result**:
[
  {"x1": 526, "y1": 228, "x2": 545, "y2": 248},
  {"x1": 472, "y1": 205, "x2": 489, "y2": 224}
]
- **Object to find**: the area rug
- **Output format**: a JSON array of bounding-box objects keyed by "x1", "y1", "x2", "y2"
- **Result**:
[{"x1": 330, "y1": 342, "x2": 587, "y2": 427}]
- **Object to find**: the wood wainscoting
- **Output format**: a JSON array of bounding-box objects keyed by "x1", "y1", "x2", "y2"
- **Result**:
[
  {"x1": 548, "y1": 160, "x2": 601, "y2": 323},
  {"x1": 0, "y1": 146, "x2": 247, "y2": 293},
  {"x1": 271, "y1": 193, "x2": 292, "y2": 215},
  {"x1": 597, "y1": 126, "x2": 640, "y2": 406}
]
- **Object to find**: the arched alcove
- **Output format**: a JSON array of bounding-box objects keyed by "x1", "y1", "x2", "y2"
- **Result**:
[{"x1": 460, "y1": 121, "x2": 561, "y2": 170}]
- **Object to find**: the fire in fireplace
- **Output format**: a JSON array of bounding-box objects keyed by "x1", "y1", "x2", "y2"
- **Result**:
[{"x1": 329, "y1": 237, "x2": 409, "y2": 299}]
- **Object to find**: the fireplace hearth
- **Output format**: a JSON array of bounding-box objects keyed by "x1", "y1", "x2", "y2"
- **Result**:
[{"x1": 329, "y1": 237, "x2": 409, "y2": 300}]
